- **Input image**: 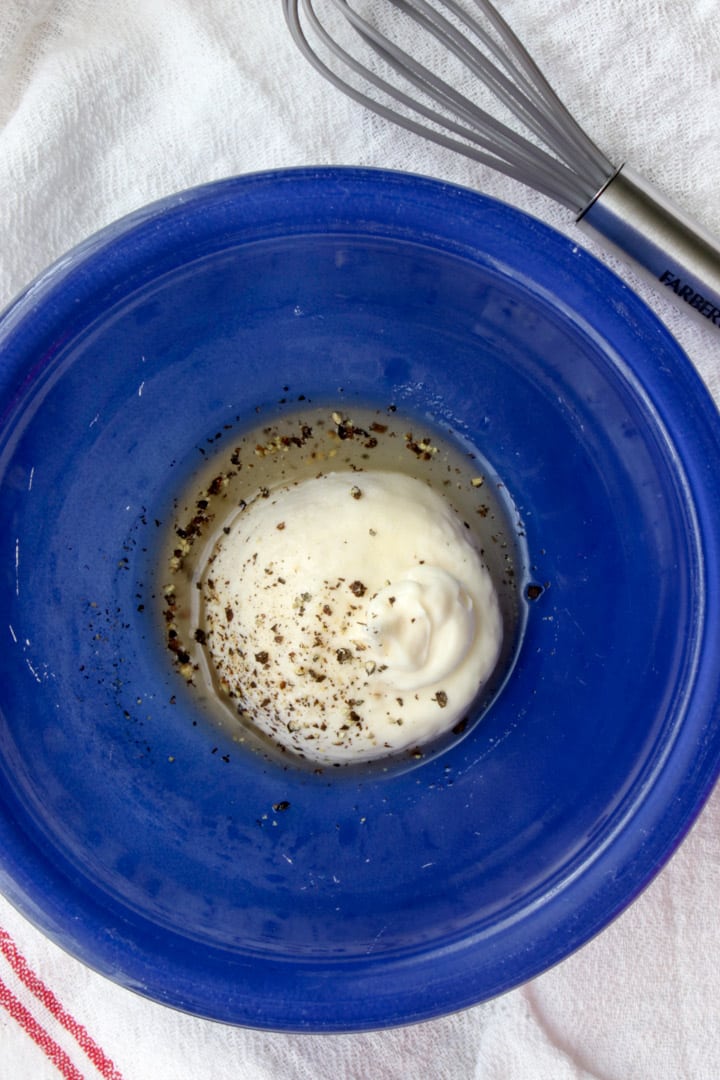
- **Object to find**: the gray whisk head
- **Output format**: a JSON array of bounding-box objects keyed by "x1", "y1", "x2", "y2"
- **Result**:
[{"x1": 283, "y1": 0, "x2": 615, "y2": 212}]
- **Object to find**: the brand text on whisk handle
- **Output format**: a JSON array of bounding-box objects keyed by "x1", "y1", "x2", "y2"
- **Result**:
[{"x1": 659, "y1": 271, "x2": 720, "y2": 325}]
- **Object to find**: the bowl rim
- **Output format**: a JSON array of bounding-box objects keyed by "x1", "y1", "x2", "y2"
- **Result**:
[{"x1": 1, "y1": 165, "x2": 720, "y2": 1031}]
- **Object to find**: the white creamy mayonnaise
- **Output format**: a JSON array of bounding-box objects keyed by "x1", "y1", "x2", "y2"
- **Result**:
[{"x1": 198, "y1": 471, "x2": 502, "y2": 763}]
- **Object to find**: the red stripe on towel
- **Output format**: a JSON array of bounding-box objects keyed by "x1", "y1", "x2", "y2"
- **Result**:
[
  {"x1": 0, "y1": 927, "x2": 123, "y2": 1079},
  {"x1": 0, "y1": 973, "x2": 85, "y2": 1080}
]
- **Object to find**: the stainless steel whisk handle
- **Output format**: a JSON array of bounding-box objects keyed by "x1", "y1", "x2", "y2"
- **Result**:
[{"x1": 579, "y1": 165, "x2": 720, "y2": 333}]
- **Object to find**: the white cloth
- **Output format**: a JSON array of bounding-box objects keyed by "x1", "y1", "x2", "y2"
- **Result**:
[{"x1": 0, "y1": 2, "x2": 719, "y2": 1077}]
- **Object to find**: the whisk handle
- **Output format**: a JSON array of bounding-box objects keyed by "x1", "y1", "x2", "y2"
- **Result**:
[{"x1": 578, "y1": 165, "x2": 720, "y2": 334}]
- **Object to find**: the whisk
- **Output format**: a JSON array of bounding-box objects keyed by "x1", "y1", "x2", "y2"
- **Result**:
[{"x1": 283, "y1": 0, "x2": 720, "y2": 333}]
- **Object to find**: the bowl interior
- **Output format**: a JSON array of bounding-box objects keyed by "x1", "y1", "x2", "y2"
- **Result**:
[{"x1": 1, "y1": 169, "x2": 719, "y2": 1030}]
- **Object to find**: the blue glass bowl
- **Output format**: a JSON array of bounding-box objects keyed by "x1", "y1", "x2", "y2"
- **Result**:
[{"x1": 1, "y1": 168, "x2": 719, "y2": 1031}]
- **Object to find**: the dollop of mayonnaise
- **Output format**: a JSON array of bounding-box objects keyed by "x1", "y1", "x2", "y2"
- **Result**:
[{"x1": 199, "y1": 471, "x2": 502, "y2": 763}]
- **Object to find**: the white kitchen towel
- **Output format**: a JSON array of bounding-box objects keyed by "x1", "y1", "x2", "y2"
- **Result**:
[{"x1": 1, "y1": 2, "x2": 719, "y2": 1077}]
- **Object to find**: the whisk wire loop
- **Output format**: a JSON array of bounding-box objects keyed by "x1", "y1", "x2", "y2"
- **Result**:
[
  {"x1": 386, "y1": 0, "x2": 570, "y2": 151},
  {"x1": 335, "y1": 0, "x2": 576, "y2": 186},
  {"x1": 285, "y1": 0, "x2": 574, "y2": 201},
  {"x1": 283, "y1": 0, "x2": 615, "y2": 210},
  {"x1": 460, "y1": 0, "x2": 611, "y2": 178},
  {"x1": 384, "y1": 0, "x2": 601, "y2": 190},
  {"x1": 360, "y1": 2, "x2": 558, "y2": 151}
]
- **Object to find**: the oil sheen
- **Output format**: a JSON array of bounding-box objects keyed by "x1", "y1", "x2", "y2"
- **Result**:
[{"x1": 159, "y1": 404, "x2": 522, "y2": 768}]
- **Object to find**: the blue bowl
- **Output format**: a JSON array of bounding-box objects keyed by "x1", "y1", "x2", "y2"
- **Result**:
[{"x1": 1, "y1": 168, "x2": 720, "y2": 1031}]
